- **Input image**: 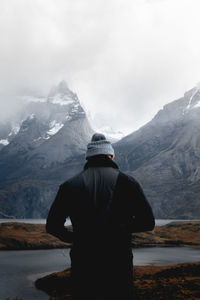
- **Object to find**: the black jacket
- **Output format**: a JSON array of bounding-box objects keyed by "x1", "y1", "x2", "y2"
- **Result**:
[
  {"x1": 46, "y1": 156, "x2": 155, "y2": 245},
  {"x1": 46, "y1": 156, "x2": 155, "y2": 299}
]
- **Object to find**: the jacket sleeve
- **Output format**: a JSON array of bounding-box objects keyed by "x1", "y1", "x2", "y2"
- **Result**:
[
  {"x1": 46, "y1": 184, "x2": 73, "y2": 243},
  {"x1": 128, "y1": 176, "x2": 155, "y2": 233}
]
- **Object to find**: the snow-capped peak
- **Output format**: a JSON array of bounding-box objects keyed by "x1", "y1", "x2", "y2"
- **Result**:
[
  {"x1": 18, "y1": 81, "x2": 79, "y2": 107},
  {"x1": 48, "y1": 81, "x2": 79, "y2": 106},
  {"x1": 0, "y1": 82, "x2": 87, "y2": 149}
]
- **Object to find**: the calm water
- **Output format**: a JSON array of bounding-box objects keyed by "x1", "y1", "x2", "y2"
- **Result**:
[
  {"x1": 0, "y1": 218, "x2": 71, "y2": 226},
  {"x1": 0, "y1": 247, "x2": 200, "y2": 300},
  {"x1": 1, "y1": 218, "x2": 198, "y2": 226}
]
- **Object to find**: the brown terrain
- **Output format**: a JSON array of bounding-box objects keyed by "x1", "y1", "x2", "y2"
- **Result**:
[
  {"x1": 35, "y1": 262, "x2": 200, "y2": 300},
  {"x1": 132, "y1": 221, "x2": 200, "y2": 248},
  {"x1": 0, "y1": 221, "x2": 200, "y2": 250},
  {"x1": 1, "y1": 221, "x2": 200, "y2": 299},
  {"x1": 0, "y1": 222, "x2": 69, "y2": 250}
]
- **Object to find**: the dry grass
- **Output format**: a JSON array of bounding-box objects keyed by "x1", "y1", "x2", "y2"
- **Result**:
[
  {"x1": 0, "y1": 221, "x2": 200, "y2": 250},
  {"x1": 35, "y1": 262, "x2": 200, "y2": 300}
]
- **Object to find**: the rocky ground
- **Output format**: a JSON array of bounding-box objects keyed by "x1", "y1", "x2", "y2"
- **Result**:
[
  {"x1": 0, "y1": 221, "x2": 200, "y2": 250},
  {"x1": 35, "y1": 262, "x2": 200, "y2": 299}
]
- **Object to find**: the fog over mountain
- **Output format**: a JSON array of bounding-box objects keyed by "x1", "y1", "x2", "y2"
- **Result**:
[
  {"x1": 1, "y1": 0, "x2": 200, "y2": 135},
  {"x1": 0, "y1": 81, "x2": 200, "y2": 219},
  {"x1": 0, "y1": 81, "x2": 93, "y2": 156}
]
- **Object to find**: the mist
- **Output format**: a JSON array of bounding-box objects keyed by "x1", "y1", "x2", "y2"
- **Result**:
[{"x1": 1, "y1": 0, "x2": 200, "y2": 134}]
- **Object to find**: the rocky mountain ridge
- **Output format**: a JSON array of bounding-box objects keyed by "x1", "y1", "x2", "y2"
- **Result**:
[{"x1": 114, "y1": 84, "x2": 200, "y2": 218}]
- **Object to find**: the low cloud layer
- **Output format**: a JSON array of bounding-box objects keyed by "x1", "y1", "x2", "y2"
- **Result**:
[{"x1": 0, "y1": 0, "x2": 200, "y2": 134}]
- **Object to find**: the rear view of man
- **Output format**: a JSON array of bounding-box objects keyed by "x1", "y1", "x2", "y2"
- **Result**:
[{"x1": 46, "y1": 133, "x2": 155, "y2": 300}]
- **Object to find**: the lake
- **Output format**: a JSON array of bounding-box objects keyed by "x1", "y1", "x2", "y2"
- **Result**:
[
  {"x1": 0, "y1": 247, "x2": 200, "y2": 300},
  {"x1": 0, "y1": 218, "x2": 197, "y2": 226}
]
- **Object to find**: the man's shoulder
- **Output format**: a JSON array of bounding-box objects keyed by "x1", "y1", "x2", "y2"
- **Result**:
[
  {"x1": 60, "y1": 170, "x2": 85, "y2": 190},
  {"x1": 118, "y1": 170, "x2": 141, "y2": 187}
]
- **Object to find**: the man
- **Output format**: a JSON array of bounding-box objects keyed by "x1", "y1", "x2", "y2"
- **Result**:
[{"x1": 46, "y1": 133, "x2": 155, "y2": 300}]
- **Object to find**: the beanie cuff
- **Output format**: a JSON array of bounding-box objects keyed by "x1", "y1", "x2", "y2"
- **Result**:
[{"x1": 86, "y1": 140, "x2": 115, "y2": 159}]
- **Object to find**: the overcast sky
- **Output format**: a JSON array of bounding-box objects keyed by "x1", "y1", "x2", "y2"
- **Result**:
[{"x1": 0, "y1": 0, "x2": 200, "y2": 135}]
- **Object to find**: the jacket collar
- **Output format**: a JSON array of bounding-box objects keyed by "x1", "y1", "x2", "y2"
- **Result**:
[{"x1": 84, "y1": 155, "x2": 119, "y2": 170}]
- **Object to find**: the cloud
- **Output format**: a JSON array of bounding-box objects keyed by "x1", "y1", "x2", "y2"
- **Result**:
[{"x1": 0, "y1": 0, "x2": 200, "y2": 133}]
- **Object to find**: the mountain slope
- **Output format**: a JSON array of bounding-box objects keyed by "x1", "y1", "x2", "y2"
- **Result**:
[
  {"x1": 0, "y1": 81, "x2": 93, "y2": 218},
  {"x1": 114, "y1": 85, "x2": 200, "y2": 218}
]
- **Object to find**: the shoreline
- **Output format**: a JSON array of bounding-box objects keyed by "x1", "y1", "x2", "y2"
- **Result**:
[
  {"x1": 35, "y1": 262, "x2": 200, "y2": 300},
  {"x1": 0, "y1": 221, "x2": 200, "y2": 250}
]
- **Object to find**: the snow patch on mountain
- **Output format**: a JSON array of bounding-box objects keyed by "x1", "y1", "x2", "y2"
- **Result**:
[
  {"x1": 47, "y1": 121, "x2": 64, "y2": 136},
  {"x1": 182, "y1": 84, "x2": 200, "y2": 115},
  {"x1": 33, "y1": 137, "x2": 42, "y2": 142},
  {"x1": 0, "y1": 81, "x2": 89, "y2": 152},
  {"x1": 28, "y1": 114, "x2": 35, "y2": 120},
  {"x1": 193, "y1": 101, "x2": 200, "y2": 109},
  {"x1": 66, "y1": 115, "x2": 72, "y2": 121},
  {"x1": 0, "y1": 139, "x2": 9, "y2": 146},
  {"x1": 9, "y1": 124, "x2": 20, "y2": 136},
  {"x1": 186, "y1": 87, "x2": 200, "y2": 109}
]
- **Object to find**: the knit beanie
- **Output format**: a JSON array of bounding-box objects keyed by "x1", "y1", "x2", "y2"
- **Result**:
[{"x1": 86, "y1": 133, "x2": 115, "y2": 159}]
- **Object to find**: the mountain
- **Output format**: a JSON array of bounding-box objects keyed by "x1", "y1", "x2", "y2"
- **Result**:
[
  {"x1": 1, "y1": 82, "x2": 200, "y2": 219},
  {"x1": 114, "y1": 84, "x2": 200, "y2": 219},
  {"x1": 0, "y1": 81, "x2": 93, "y2": 218}
]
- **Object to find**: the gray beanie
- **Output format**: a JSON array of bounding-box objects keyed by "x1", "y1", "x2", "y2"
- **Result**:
[{"x1": 86, "y1": 133, "x2": 115, "y2": 159}]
